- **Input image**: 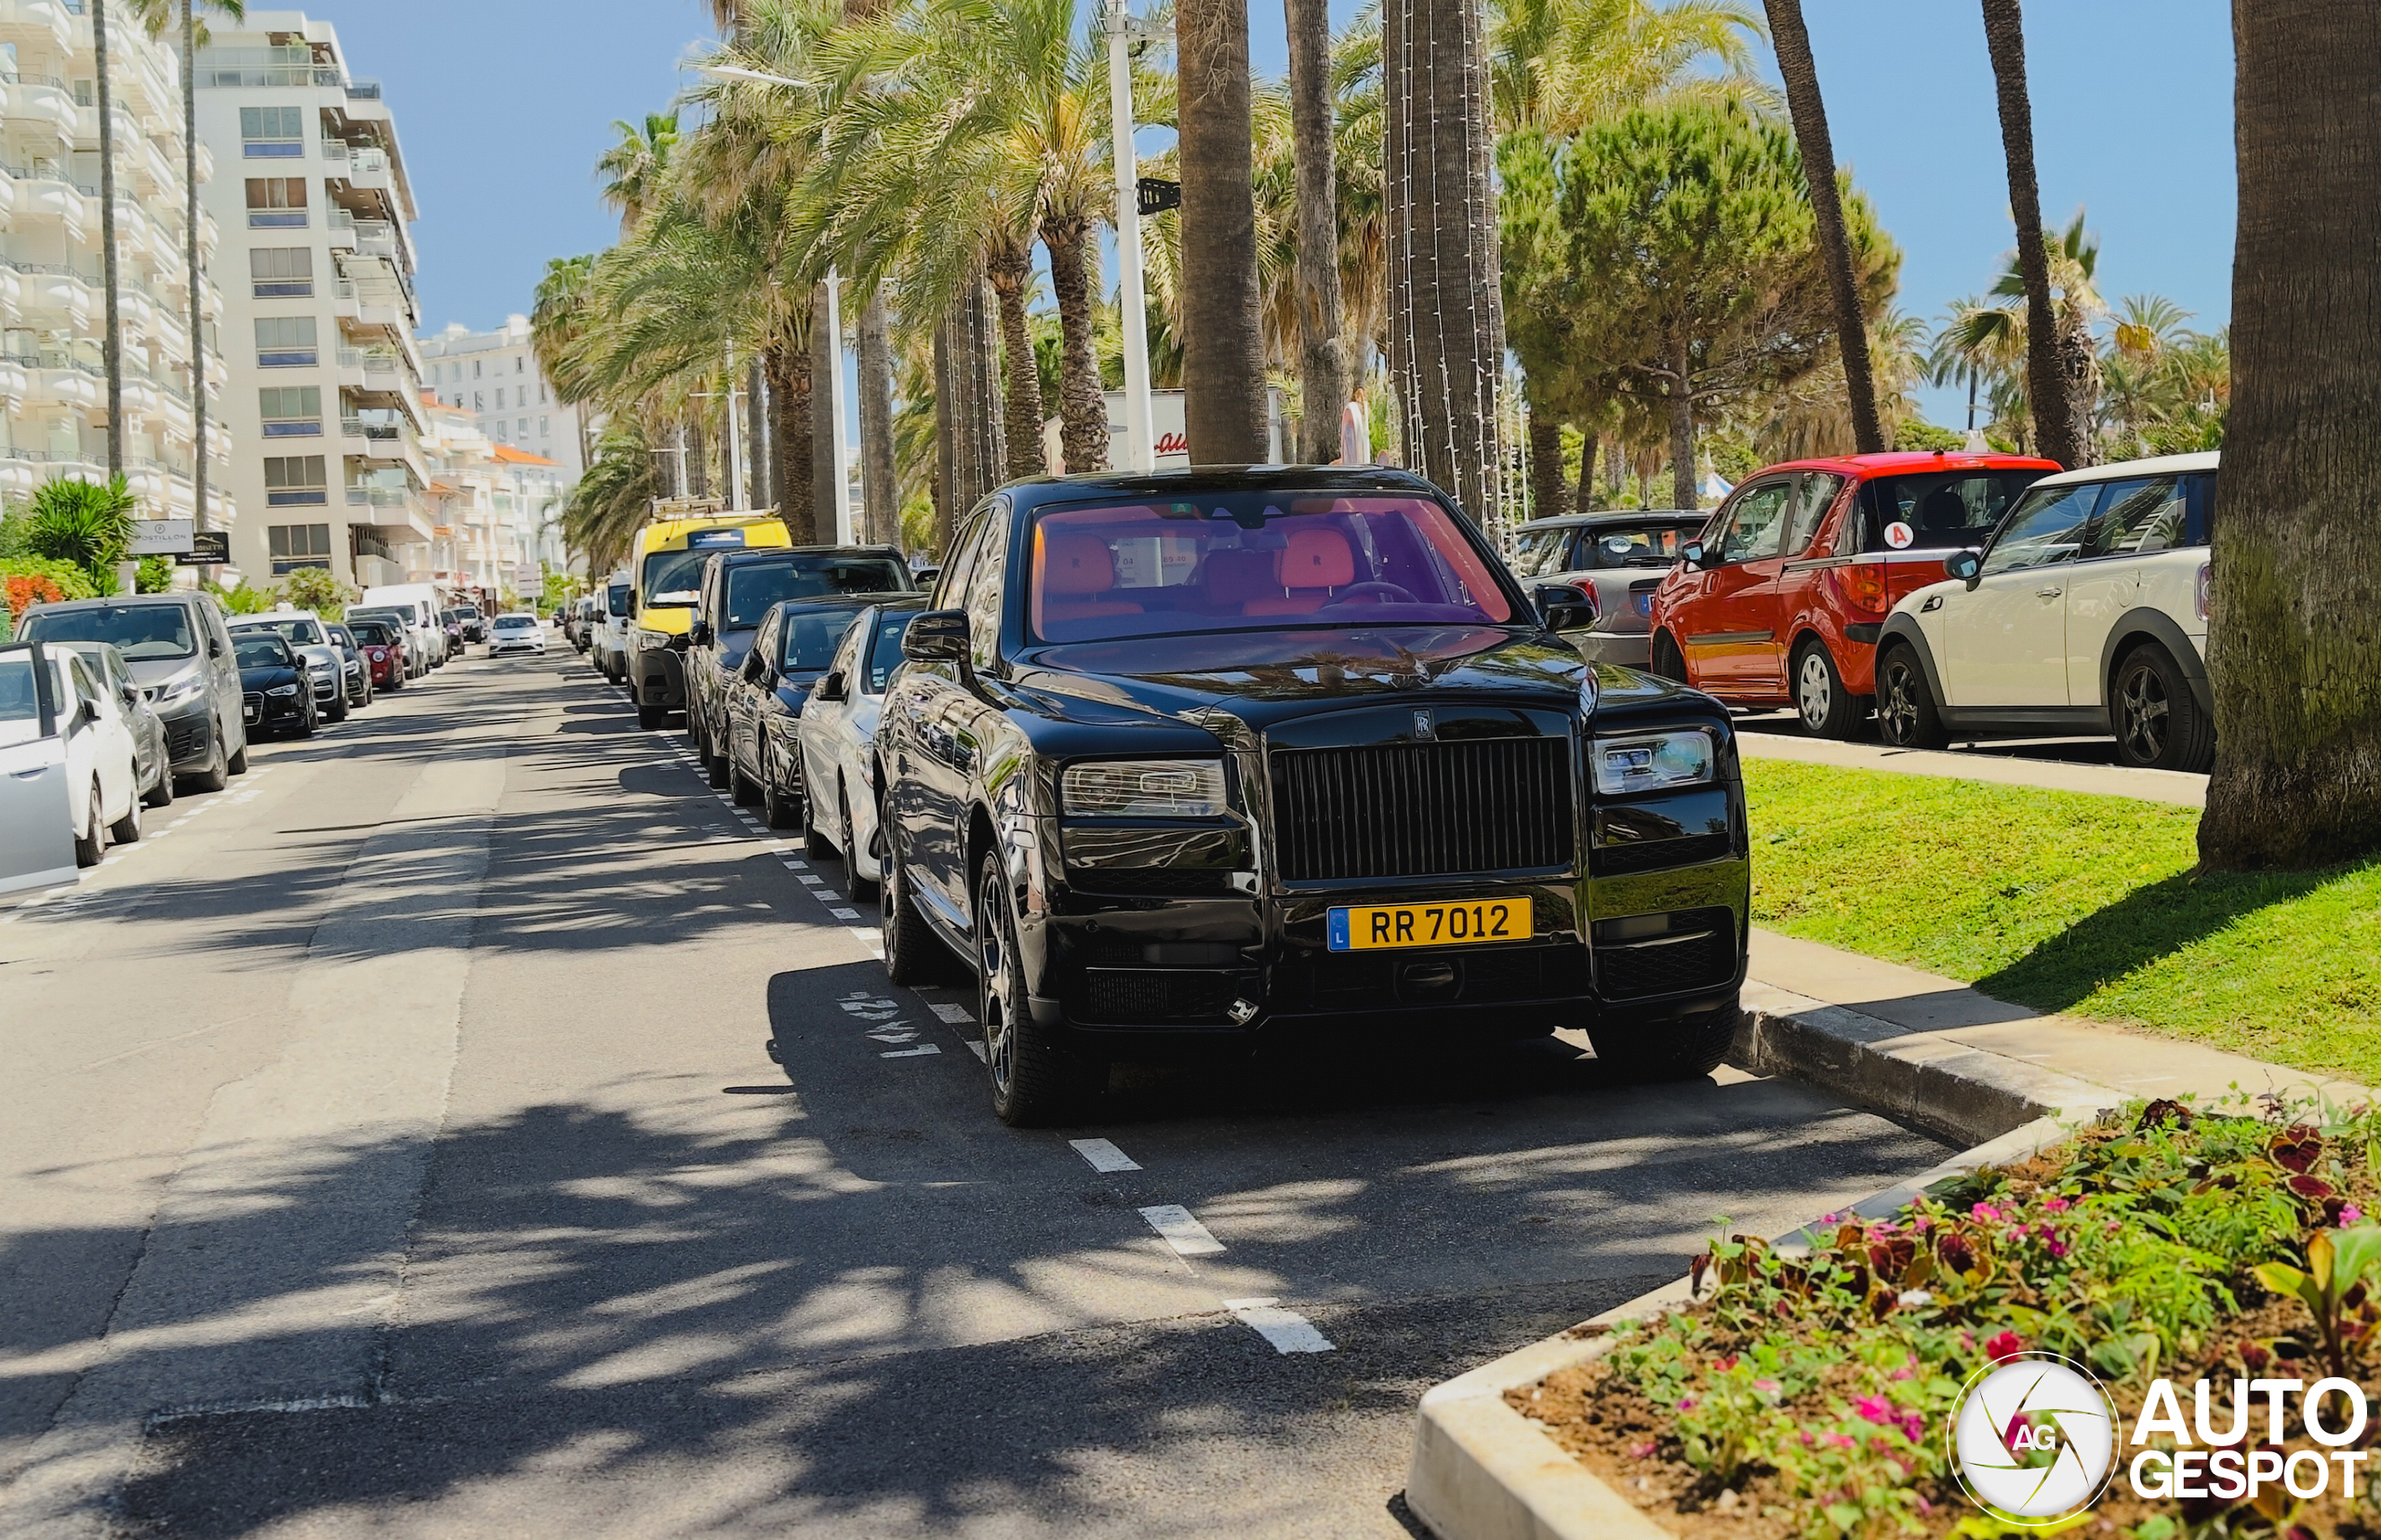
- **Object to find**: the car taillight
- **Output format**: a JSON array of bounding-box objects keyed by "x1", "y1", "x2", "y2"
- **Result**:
[
  {"x1": 2196, "y1": 563, "x2": 2211, "y2": 620},
  {"x1": 1839, "y1": 560, "x2": 1890, "y2": 617}
]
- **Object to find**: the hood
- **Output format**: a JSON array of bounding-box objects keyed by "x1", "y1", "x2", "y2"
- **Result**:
[
  {"x1": 299, "y1": 644, "x2": 339, "y2": 670},
  {"x1": 240, "y1": 664, "x2": 301, "y2": 690},
  {"x1": 126, "y1": 656, "x2": 200, "y2": 691},
  {"x1": 1012, "y1": 626, "x2": 1589, "y2": 736}
]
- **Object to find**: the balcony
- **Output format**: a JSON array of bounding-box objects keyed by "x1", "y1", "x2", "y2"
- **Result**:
[
  {"x1": 1, "y1": 74, "x2": 80, "y2": 138},
  {"x1": 0, "y1": 0, "x2": 73, "y2": 51},
  {"x1": 7, "y1": 171, "x2": 87, "y2": 239}
]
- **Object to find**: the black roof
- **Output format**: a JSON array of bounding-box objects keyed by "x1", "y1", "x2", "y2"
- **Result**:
[
  {"x1": 1514, "y1": 509, "x2": 1707, "y2": 531},
  {"x1": 708, "y1": 543, "x2": 907, "y2": 564},
  {"x1": 767, "y1": 592, "x2": 927, "y2": 614},
  {"x1": 997, "y1": 464, "x2": 1444, "y2": 511}
]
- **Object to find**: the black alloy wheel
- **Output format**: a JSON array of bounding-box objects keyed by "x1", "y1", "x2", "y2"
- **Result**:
[
  {"x1": 706, "y1": 721, "x2": 732, "y2": 789},
  {"x1": 977, "y1": 851, "x2": 1100, "y2": 1127},
  {"x1": 2112, "y1": 644, "x2": 2215, "y2": 772},
  {"x1": 881, "y1": 846, "x2": 949, "y2": 987},
  {"x1": 182, "y1": 719, "x2": 228, "y2": 792},
  {"x1": 1875, "y1": 645, "x2": 1947, "y2": 750},
  {"x1": 802, "y1": 782, "x2": 835, "y2": 857}
]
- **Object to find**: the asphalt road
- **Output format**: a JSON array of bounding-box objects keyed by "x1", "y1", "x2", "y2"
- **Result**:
[{"x1": 0, "y1": 636, "x2": 1951, "y2": 1539}]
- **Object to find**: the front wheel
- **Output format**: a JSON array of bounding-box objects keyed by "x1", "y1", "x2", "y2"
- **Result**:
[
  {"x1": 226, "y1": 738, "x2": 249, "y2": 776},
  {"x1": 181, "y1": 721, "x2": 228, "y2": 793},
  {"x1": 881, "y1": 847, "x2": 951, "y2": 986},
  {"x1": 1649, "y1": 629, "x2": 1688, "y2": 684},
  {"x1": 1792, "y1": 640, "x2": 1864, "y2": 739},
  {"x1": 762, "y1": 751, "x2": 800, "y2": 830},
  {"x1": 978, "y1": 851, "x2": 1100, "y2": 1126},
  {"x1": 73, "y1": 782, "x2": 103, "y2": 867},
  {"x1": 141, "y1": 756, "x2": 174, "y2": 809},
  {"x1": 2112, "y1": 644, "x2": 2215, "y2": 772},
  {"x1": 841, "y1": 789, "x2": 878, "y2": 902},
  {"x1": 326, "y1": 694, "x2": 350, "y2": 723},
  {"x1": 802, "y1": 786, "x2": 834, "y2": 858},
  {"x1": 108, "y1": 786, "x2": 141, "y2": 845},
  {"x1": 1590, "y1": 1002, "x2": 1742, "y2": 1082},
  {"x1": 636, "y1": 701, "x2": 666, "y2": 730},
  {"x1": 1875, "y1": 645, "x2": 1948, "y2": 750}
]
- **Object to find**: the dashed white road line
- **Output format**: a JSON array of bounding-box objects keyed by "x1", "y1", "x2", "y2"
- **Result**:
[
  {"x1": 1222, "y1": 1298, "x2": 1337, "y2": 1355},
  {"x1": 1070, "y1": 1137, "x2": 1141, "y2": 1174},
  {"x1": 1138, "y1": 1204, "x2": 1226, "y2": 1258},
  {"x1": 926, "y1": 1001, "x2": 974, "y2": 1025}
]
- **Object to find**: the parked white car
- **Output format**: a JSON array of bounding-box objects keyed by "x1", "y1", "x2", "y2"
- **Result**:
[
  {"x1": 797, "y1": 599, "x2": 926, "y2": 899},
  {"x1": 1876, "y1": 451, "x2": 2216, "y2": 771},
  {"x1": 488, "y1": 613, "x2": 547, "y2": 657},
  {"x1": 0, "y1": 644, "x2": 143, "y2": 870}
]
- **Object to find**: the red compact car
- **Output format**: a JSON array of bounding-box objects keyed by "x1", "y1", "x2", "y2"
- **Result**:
[
  {"x1": 1648, "y1": 451, "x2": 2058, "y2": 737},
  {"x1": 348, "y1": 620, "x2": 408, "y2": 688}
]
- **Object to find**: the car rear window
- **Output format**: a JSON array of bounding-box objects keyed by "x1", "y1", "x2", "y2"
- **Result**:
[
  {"x1": 777, "y1": 607, "x2": 858, "y2": 671},
  {"x1": 1510, "y1": 527, "x2": 1573, "y2": 578},
  {"x1": 1027, "y1": 492, "x2": 1514, "y2": 644},
  {"x1": 1579, "y1": 524, "x2": 1688, "y2": 568},
  {"x1": 1842, "y1": 471, "x2": 2045, "y2": 552},
  {"x1": 726, "y1": 557, "x2": 909, "y2": 627},
  {"x1": 20, "y1": 604, "x2": 196, "y2": 660}
]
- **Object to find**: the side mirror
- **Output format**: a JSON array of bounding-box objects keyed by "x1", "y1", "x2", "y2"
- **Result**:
[
  {"x1": 816, "y1": 670, "x2": 847, "y2": 702},
  {"x1": 1681, "y1": 540, "x2": 1708, "y2": 570},
  {"x1": 208, "y1": 636, "x2": 224, "y2": 657},
  {"x1": 689, "y1": 619, "x2": 714, "y2": 646},
  {"x1": 902, "y1": 609, "x2": 969, "y2": 662},
  {"x1": 1536, "y1": 582, "x2": 1599, "y2": 632},
  {"x1": 1945, "y1": 549, "x2": 1983, "y2": 588}
]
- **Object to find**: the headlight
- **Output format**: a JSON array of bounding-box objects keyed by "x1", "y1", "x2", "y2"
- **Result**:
[
  {"x1": 630, "y1": 628, "x2": 672, "y2": 652},
  {"x1": 1062, "y1": 759, "x2": 1230, "y2": 817},
  {"x1": 154, "y1": 674, "x2": 205, "y2": 707},
  {"x1": 1591, "y1": 730, "x2": 1714, "y2": 795},
  {"x1": 267, "y1": 683, "x2": 300, "y2": 697}
]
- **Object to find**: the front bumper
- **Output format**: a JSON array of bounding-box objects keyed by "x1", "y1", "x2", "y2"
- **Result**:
[
  {"x1": 634, "y1": 644, "x2": 686, "y2": 708},
  {"x1": 158, "y1": 695, "x2": 214, "y2": 769},
  {"x1": 490, "y1": 639, "x2": 547, "y2": 655},
  {"x1": 246, "y1": 691, "x2": 309, "y2": 734}
]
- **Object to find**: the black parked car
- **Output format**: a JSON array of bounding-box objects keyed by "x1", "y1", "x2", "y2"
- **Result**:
[
  {"x1": 715, "y1": 595, "x2": 881, "y2": 829},
  {"x1": 878, "y1": 467, "x2": 1750, "y2": 1125},
  {"x1": 685, "y1": 545, "x2": 914, "y2": 790},
  {"x1": 233, "y1": 632, "x2": 318, "y2": 738},
  {"x1": 451, "y1": 604, "x2": 487, "y2": 644}
]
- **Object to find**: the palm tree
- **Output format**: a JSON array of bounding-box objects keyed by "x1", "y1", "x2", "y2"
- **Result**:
[
  {"x1": 94, "y1": 0, "x2": 125, "y2": 481},
  {"x1": 1763, "y1": 0, "x2": 1881, "y2": 453},
  {"x1": 596, "y1": 112, "x2": 680, "y2": 235},
  {"x1": 1934, "y1": 213, "x2": 2104, "y2": 456},
  {"x1": 563, "y1": 423, "x2": 666, "y2": 578},
  {"x1": 1489, "y1": 0, "x2": 1762, "y2": 135},
  {"x1": 1286, "y1": 0, "x2": 1347, "y2": 462},
  {"x1": 1978, "y1": 0, "x2": 2080, "y2": 467},
  {"x1": 1177, "y1": 0, "x2": 1269, "y2": 461}
]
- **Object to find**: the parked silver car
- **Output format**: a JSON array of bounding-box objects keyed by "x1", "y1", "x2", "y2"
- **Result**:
[{"x1": 1507, "y1": 511, "x2": 1709, "y2": 669}]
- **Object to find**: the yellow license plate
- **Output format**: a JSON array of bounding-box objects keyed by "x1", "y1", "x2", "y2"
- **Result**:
[{"x1": 1327, "y1": 898, "x2": 1533, "y2": 951}]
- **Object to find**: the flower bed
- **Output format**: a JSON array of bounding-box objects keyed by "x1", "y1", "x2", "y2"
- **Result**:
[{"x1": 1512, "y1": 1097, "x2": 2381, "y2": 1539}]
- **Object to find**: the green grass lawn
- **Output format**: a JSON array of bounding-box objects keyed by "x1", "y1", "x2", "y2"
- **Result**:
[{"x1": 1742, "y1": 760, "x2": 2381, "y2": 1084}]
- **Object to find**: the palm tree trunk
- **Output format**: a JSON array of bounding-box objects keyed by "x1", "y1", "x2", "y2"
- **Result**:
[
  {"x1": 183, "y1": 0, "x2": 207, "y2": 559},
  {"x1": 1176, "y1": 0, "x2": 1268, "y2": 463},
  {"x1": 812, "y1": 285, "x2": 840, "y2": 536},
  {"x1": 1979, "y1": 0, "x2": 2078, "y2": 469},
  {"x1": 1574, "y1": 431, "x2": 1598, "y2": 513},
  {"x1": 933, "y1": 323, "x2": 957, "y2": 552},
  {"x1": 985, "y1": 243, "x2": 1046, "y2": 485},
  {"x1": 857, "y1": 285, "x2": 898, "y2": 543},
  {"x1": 1041, "y1": 214, "x2": 1109, "y2": 473},
  {"x1": 748, "y1": 356, "x2": 770, "y2": 511},
  {"x1": 1524, "y1": 403, "x2": 1563, "y2": 519},
  {"x1": 765, "y1": 344, "x2": 816, "y2": 545},
  {"x1": 939, "y1": 277, "x2": 1005, "y2": 522},
  {"x1": 686, "y1": 417, "x2": 709, "y2": 498},
  {"x1": 1765, "y1": 0, "x2": 1882, "y2": 456},
  {"x1": 1384, "y1": 0, "x2": 1508, "y2": 524},
  {"x1": 94, "y1": 0, "x2": 123, "y2": 481},
  {"x1": 1286, "y1": 0, "x2": 1348, "y2": 464},
  {"x1": 2199, "y1": 0, "x2": 2381, "y2": 870},
  {"x1": 1667, "y1": 334, "x2": 1696, "y2": 511}
]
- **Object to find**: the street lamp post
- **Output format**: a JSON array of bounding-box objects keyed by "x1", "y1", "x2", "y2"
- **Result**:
[{"x1": 1106, "y1": 0, "x2": 1157, "y2": 472}]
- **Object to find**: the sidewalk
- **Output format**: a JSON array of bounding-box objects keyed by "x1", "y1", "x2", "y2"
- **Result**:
[
  {"x1": 1736, "y1": 730, "x2": 2207, "y2": 807},
  {"x1": 1738, "y1": 926, "x2": 2364, "y2": 1136}
]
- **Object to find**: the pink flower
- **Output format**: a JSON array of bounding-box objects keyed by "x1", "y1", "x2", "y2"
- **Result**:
[
  {"x1": 2048, "y1": 1240, "x2": 2069, "y2": 1259},
  {"x1": 1855, "y1": 1396, "x2": 1893, "y2": 1425},
  {"x1": 1629, "y1": 1440, "x2": 1656, "y2": 1459},
  {"x1": 1910, "y1": 1215, "x2": 1933, "y2": 1231},
  {"x1": 1984, "y1": 1331, "x2": 2025, "y2": 1361},
  {"x1": 1824, "y1": 1432, "x2": 1857, "y2": 1450},
  {"x1": 1890, "y1": 1362, "x2": 1915, "y2": 1381},
  {"x1": 1898, "y1": 1411, "x2": 1927, "y2": 1442},
  {"x1": 1972, "y1": 1201, "x2": 2003, "y2": 1222},
  {"x1": 2345, "y1": 1205, "x2": 2365, "y2": 1225},
  {"x1": 1800, "y1": 1431, "x2": 1816, "y2": 1447},
  {"x1": 1712, "y1": 1353, "x2": 1738, "y2": 1372},
  {"x1": 1753, "y1": 1377, "x2": 1780, "y2": 1394},
  {"x1": 2042, "y1": 1195, "x2": 2071, "y2": 1213},
  {"x1": 1915, "y1": 1495, "x2": 1935, "y2": 1518},
  {"x1": 1677, "y1": 1396, "x2": 1698, "y2": 1413}
]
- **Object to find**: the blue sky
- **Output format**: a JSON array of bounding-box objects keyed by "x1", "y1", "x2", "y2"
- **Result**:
[{"x1": 326, "y1": 0, "x2": 2233, "y2": 431}]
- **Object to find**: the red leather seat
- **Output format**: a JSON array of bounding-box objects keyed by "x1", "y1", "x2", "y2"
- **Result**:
[
  {"x1": 1039, "y1": 533, "x2": 1144, "y2": 623},
  {"x1": 1244, "y1": 526, "x2": 1355, "y2": 615}
]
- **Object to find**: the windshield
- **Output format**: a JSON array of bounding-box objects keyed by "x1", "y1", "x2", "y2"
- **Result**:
[
  {"x1": 606, "y1": 582, "x2": 631, "y2": 617},
  {"x1": 494, "y1": 616, "x2": 534, "y2": 631},
  {"x1": 234, "y1": 635, "x2": 294, "y2": 670},
  {"x1": 866, "y1": 611, "x2": 919, "y2": 693},
  {"x1": 1845, "y1": 471, "x2": 2045, "y2": 552},
  {"x1": 641, "y1": 550, "x2": 710, "y2": 607},
  {"x1": 351, "y1": 621, "x2": 396, "y2": 645},
  {"x1": 350, "y1": 608, "x2": 409, "y2": 631},
  {"x1": 778, "y1": 607, "x2": 859, "y2": 672},
  {"x1": 1579, "y1": 524, "x2": 1685, "y2": 568},
  {"x1": 1027, "y1": 493, "x2": 1514, "y2": 644},
  {"x1": 1509, "y1": 527, "x2": 1573, "y2": 578},
  {"x1": 0, "y1": 648, "x2": 39, "y2": 730},
  {"x1": 457, "y1": 604, "x2": 481, "y2": 618},
  {"x1": 726, "y1": 557, "x2": 908, "y2": 627},
  {"x1": 20, "y1": 604, "x2": 196, "y2": 661},
  {"x1": 239, "y1": 617, "x2": 324, "y2": 646}
]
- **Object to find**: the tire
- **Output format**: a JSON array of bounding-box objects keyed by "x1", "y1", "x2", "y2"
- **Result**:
[
  {"x1": 327, "y1": 694, "x2": 350, "y2": 724},
  {"x1": 803, "y1": 788, "x2": 835, "y2": 858},
  {"x1": 385, "y1": 669, "x2": 403, "y2": 691},
  {"x1": 227, "y1": 737, "x2": 249, "y2": 776},
  {"x1": 181, "y1": 720, "x2": 228, "y2": 793},
  {"x1": 730, "y1": 759, "x2": 759, "y2": 806},
  {"x1": 2111, "y1": 644, "x2": 2215, "y2": 772},
  {"x1": 108, "y1": 785, "x2": 141, "y2": 845},
  {"x1": 706, "y1": 724, "x2": 732, "y2": 790},
  {"x1": 881, "y1": 847, "x2": 954, "y2": 986},
  {"x1": 1590, "y1": 1001, "x2": 1742, "y2": 1082},
  {"x1": 637, "y1": 701, "x2": 666, "y2": 730},
  {"x1": 295, "y1": 706, "x2": 318, "y2": 738},
  {"x1": 1649, "y1": 629, "x2": 1688, "y2": 684},
  {"x1": 1875, "y1": 644, "x2": 1949, "y2": 750},
  {"x1": 840, "y1": 788, "x2": 878, "y2": 901},
  {"x1": 1791, "y1": 639, "x2": 1864, "y2": 739},
  {"x1": 73, "y1": 782, "x2": 103, "y2": 868},
  {"x1": 978, "y1": 850, "x2": 1100, "y2": 1126},
  {"x1": 142, "y1": 755, "x2": 174, "y2": 809},
  {"x1": 762, "y1": 752, "x2": 800, "y2": 830}
]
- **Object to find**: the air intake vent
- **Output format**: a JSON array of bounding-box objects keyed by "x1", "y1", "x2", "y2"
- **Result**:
[{"x1": 1270, "y1": 737, "x2": 1573, "y2": 881}]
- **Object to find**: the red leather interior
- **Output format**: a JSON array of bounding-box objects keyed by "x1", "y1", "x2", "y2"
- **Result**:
[{"x1": 1040, "y1": 533, "x2": 1143, "y2": 622}]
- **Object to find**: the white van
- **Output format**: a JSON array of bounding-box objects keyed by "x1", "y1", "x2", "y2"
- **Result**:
[{"x1": 359, "y1": 584, "x2": 450, "y2": 667}]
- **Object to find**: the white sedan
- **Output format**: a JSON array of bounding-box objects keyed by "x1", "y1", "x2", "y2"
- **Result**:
[
  {"x1": 488, "y1": 613, "x2": 547, "y2": 657},
  {"x1": 796, "y1": 599, "x2": 925, "y2": 900},
  {"x1": 0, "y1": 643, "x2": 142, "y2": 883}
]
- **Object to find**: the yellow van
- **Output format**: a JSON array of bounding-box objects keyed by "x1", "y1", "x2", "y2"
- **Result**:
[{"x1": 626, "y1": 509, "x2": 791, "y2": 728}]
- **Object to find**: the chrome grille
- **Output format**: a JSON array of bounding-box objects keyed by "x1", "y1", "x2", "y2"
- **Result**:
[{"x1": 1270, "y1": 737, "x2": 1573, "y2": 881}]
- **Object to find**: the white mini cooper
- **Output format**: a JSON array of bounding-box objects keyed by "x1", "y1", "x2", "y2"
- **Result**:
[{"x1": 1874, "y1": 451, "x2": 2215, "y2": 772}]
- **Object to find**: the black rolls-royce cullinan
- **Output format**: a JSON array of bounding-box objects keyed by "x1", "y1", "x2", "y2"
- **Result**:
[{"x1": 879, "y1": 467, "x2": 1750, "y2": 1125}]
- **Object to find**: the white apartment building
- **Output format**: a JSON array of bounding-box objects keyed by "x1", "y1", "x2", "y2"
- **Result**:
[
  {"x1": 418, "y1": 314, "x2": 587, "y2": 479},
  {"x1": 415, "y1": 392, "x2": 566, "y2": 597},
  {"x1": 193, "y1": 12, "x2": 429, "y2": 588},
  {"x1": 0, "y1": 2, "x2": 231, "y2": 524}
]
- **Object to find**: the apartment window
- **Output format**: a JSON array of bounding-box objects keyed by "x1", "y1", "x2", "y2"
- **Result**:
[
  {"x1": 246, "y1": 177, "x2": 307, "y2": 227},
  {"x1": 539, "y1": 417, "x2": 550, "y2": 437},
  {"x1": 259, "y1": 386, "x2": 322, "y2": 436},
  {"x1": 514, "y1": 356, "x2": 525, "y2": 374},
  {"x1": 472, "y1": 359, "x2": 482, "y2": 378},
  {"x1": 517, "y1": 418, "x2": 528, "y2": 438},
  {"x1": 241, "y1": 106, "x2": 306, "y2": 157},
  {"x1": 494, "y1": 387, "x2": 505, "y2": 408},
  {"x1": 267, "y1": 522, "x2": 334, "y2": 575},
  {"x1": 249, "y1": 246, "x2": 313, "y2": 298},
  {"x1": 255, "y1": 315, "x2": 317, "y2": 367},
  {"x1": 263, "y1": 456, "x2": 328, "y2": 508},
  {"x1": 73, "y1": 79, "x2": 93, "y2": 107},
  {"x1": 539, "y1": 382, "x2": 549, "y2": 405},
  {"x1": 472, "y1": 391, "x2": 483, "y2": 411}
]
